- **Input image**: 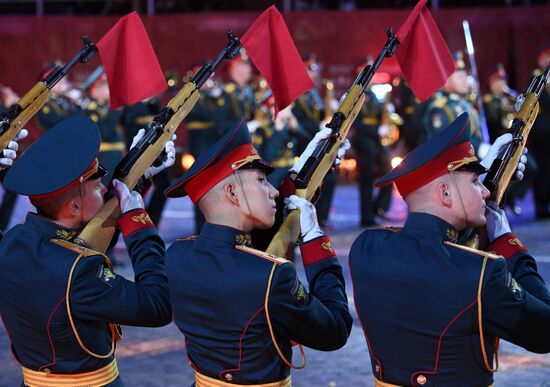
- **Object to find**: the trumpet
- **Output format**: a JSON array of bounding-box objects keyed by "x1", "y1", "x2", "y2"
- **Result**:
[{"x1": 380, "y1": 101, "x2": 402, "y2": 147}]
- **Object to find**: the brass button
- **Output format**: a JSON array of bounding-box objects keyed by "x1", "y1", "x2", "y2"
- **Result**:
[
  {"x1": 417, "y1": 374, "x2": 427, "y2": 385},
  {"x1": 224, "y1": 373, "x2": 233, "y2": 382}
]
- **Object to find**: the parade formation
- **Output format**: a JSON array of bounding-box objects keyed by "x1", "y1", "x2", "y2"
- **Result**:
[{"x1": 0, "y1": 1, "x2": 549, "y2": 386}]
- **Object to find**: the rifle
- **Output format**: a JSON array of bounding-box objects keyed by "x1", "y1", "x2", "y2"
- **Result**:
[
  {"x1": 0, "y1": 36, "x2": 97, "y2": 150},
  {"x1": 483, "y1": 62, "x2": 550, "y2": 204},
  {"x1": 266, "y1": 28, "x2": 400, "y2": 257},
  {"x1": 76, "y1": 31, "x2": 242, "y2": 252}
]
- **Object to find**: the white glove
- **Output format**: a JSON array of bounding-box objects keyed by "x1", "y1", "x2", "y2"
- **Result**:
[
  {"x1": 284, "y1": 195, "x2": 324, "y2": 242},
  {"x1": 334, "y1": 139, "x2": 351, "y2": 167},
  {"x1": 515, "y1": 149, "x2": 528, "y2": 181},
  {"x1": 0, "y1": 129, "x2": 28, "y2": 170},
  {"x1": 290, "y1": 127, "x2": 332, "y2": 174},
  {"x1": 378, "y1": 125, "x2": 390, "y2": 138},
  {"x1": 480, "y1": 133, "x2": 527, "y2": 182},
  {"x1": 130, "y1": 129, "x2": 177, "y2": 179},
  {"x1": 112, "y1": 179, "x2": 144, "y2": 212},
  {"x1": 485, "y1": 200, "x2": 512, "y2": 242},
  {"x1": 246, "y1": 120, "x2": 261, "y2": 134},
  {"x1": 480, "y1": 134, "x2": 512, "y2": 170}
]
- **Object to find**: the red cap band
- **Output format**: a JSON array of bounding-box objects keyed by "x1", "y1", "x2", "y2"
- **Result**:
[
  {"x1": 393, "y1": 141, "x2": 477, "y2": 197},
  {"x1": 185, "y1": 144, "x2": 261, "y2": 203},
  {"x1": 30, "y1": 159, "x2": 99, "y2": 200}
]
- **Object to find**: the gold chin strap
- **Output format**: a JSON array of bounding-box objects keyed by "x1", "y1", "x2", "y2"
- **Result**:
[
  {"x1": 264, "y1": 262, "x2": 306, "y2": 370},
  {"x1": 446, "y1": 156, "x2": 479, "y2": 172},
  {"x1": 79, "y1": 159, "x2": 100, "y2": 183},
  {"x1": 477, "y1": 256, "x2": 499, "y2": 372},
  {"x1": 232, "y1": 154, "x2": 262, "y2": 170}
]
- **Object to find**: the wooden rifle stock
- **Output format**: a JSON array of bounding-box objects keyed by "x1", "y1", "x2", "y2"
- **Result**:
[
  {"x1": 483, "y1": 63, "x2": 549, "y2": 205},
  {"x1": 0, "y1": 36, "x2": 97, "y2": 150},
  {"x1": 76, "y1": 83, "x2": 201, "y2": 252},
  {"x1": 466, "y1": 64, "x2": 549, "y2": 250},
  {"x1": 266, "y1": 86, "x2": 366, "y2": 257},
  {"x1": 266, "y1": 29, "x2": 400, "y2": 257},
  {"x1": 0, "y1": 82, "x2": 49, "y2": 150},
  {"x1": 77, "y1": 31, "x2": 242, "y2": 252}
]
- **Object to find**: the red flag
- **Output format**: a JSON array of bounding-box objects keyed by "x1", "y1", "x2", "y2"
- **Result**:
[
  {"x1": 241, "y1": 6, "x2": 313, "y2": 117},
  {"x1": 97, "y1": 12, "x2": 166, "y2": 109},
  {"x1": 396, "y1": 0, "x2": 454, "y2": 101}
]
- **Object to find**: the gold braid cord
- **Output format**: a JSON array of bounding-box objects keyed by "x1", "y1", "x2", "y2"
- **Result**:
[
  {"x1": 66, "y1": 254, "x2": 118, "y2": 359},
  {"x1": 264, "y1": 263, "x2": 306, "y2": 369},
  {"x1": 477, "y1": 256, "x2": 499, "y2": 372}
]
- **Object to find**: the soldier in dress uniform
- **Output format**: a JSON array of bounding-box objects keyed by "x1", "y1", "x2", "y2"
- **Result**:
[
  {"x1": 0, "y1": 116, "x2": 174, "y2": 386},
  {"x1": 423, "y1": 52, "x2": 484, "y2": 154},
  {"x1": 35, "y1": 62, "x2": 80, "y2": 131},
  {"x1": 483, "y1": 64, "x2": 537, "y2": 215},
  {"x1": 352, "y1": 63, "x2": 393, "y2": 227},
  {"x1": 184, "y1": 65, "x2": 234, "y2": 232},
  {"x1": 292, "y1": 58, "x2": 337, "y2": 228},
  {"x1": 225, "y1": 53, "x2": 256, "y2": 122},
  {"x1": 349, "y1": 113, "x2": 549, "y2": 387},
  {"x1": 527, "y1": 47, "x2": 550, "y2": 219},
  {"x1": 252, "y1": 92, "x2": 300, "y2": 188},
  {"x1": 164, "y1": 119, "x2": 352, "y2": 386},
  {"x1": 81, "y1": 73, "x2": 125, "y2": 185}
]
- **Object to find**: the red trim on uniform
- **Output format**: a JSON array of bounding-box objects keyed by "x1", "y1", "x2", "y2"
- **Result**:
[
  {"x1": 39, "y1": 297, "x2": 66, "y2": 372},
  {"x1": 30, "y1": 159, "x2": 98, "y2": 200},
  {"x1": 393, "y1": 141, "x2": 475, "y2": 197},
  {"x1": 410, "y1": 299, "x2": 478, "y2": 386},
  {"x1": 487, "y1": 233, "x2": 528, "y2": 259},
  {"x1": 185, "y1": 144, "x2": 260, "y2": 203},
  {"x1": 300, "y1": 236, "x2": 336, "y2": 267},
  {"x1": 278, "y1": 175, "x2": 296, "y2": 198},
  {"x1": 119, "y1": 209, "x2": 155, "y2": 238},
  {"x1": 348, "y1": 259, "x2": 384, "y2": 380},
  {"x1": 218, "y1": 306, "x2": 265, "y2": 380}
]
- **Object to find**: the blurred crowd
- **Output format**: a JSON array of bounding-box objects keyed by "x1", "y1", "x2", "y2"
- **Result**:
[{"x1": 1, "y1": 46, "x2": 549, "y2": 234}]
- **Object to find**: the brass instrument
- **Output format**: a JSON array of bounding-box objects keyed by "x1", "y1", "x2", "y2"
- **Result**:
[{"x1": 379, "y1": 95, "x2": 402, "y2": 147}]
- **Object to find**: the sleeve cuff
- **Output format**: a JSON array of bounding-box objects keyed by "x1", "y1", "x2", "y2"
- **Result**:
[
  {"x1": 118, "y1": 209, "x2": 155, "y2": 238},
  {"x1": 300, "y1": 236, "x2": 336, "y2": 267},
  {"x1": 487, "y1": 233, "x2": 528, "y2": 259},
  {"x1": 279, "y1": 175, "x2": 297, "y2": 198}
]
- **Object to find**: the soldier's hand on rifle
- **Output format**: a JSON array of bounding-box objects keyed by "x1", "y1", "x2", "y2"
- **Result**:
[
  {"x1": 284, "y1": 195, "x2": 324, "y2": 242},
  {"x1": 289, "y1": 127, "x2": 332, "y2": 174},
  {"x1": 334, "y1": 139, "x2": 351, "y2": 167},
  {"x1": 485, "y1": 200, "x2": 512, "y2": 242},
  {"x1": 112, "y1": 179, "x2": 145, "y2": 212},
  {"x1": 479, "y1": 133, "x2": 527, "y2": 182},
  {"x1": 0, "y1": 129, "x2": 28, "y2": 171},
  {"x1": 130, "y1": 129, "x2": 177, "y2": 179}
]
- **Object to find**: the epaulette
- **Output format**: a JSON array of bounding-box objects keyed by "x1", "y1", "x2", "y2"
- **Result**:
[
  {"x1": 443, "y1": 241, "x2": 502, "y2": 260},
  {"x1": 385, "y1": 226, "x2": 402, "y2": 233},
  {"x1": 433, "y1": 96, "x2": 448, "y2": 108},
  {"x1": 224, "y1": 83, "x2": 237, "y2": 93},
  {"x1": 235, "y1": 245, "x2": 288, "y2": 265},
  {"x1": 50, "y1": 239, "x2": 102, "y2": 257},
  {"x1": 176, "y1": 236, "x2": 198, "y2": 241}
]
